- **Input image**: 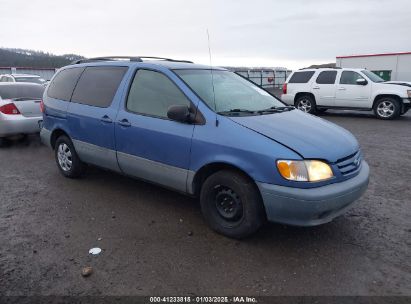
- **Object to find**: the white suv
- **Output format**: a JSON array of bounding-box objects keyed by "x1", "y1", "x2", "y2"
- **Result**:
[{"x1": 281, "y1": 68, "x2": 411, "y2": 119}]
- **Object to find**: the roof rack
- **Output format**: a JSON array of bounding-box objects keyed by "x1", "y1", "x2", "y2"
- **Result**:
[
  {"x1": 72, "y1": 56, "x2": 193, "y2": 64},
  {"x1": 299, "y1": 67, "x2": 342, "y2": 70}
]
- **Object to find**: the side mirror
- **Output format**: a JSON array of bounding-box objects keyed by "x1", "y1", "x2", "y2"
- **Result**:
[
  {"x1": 356, "y1": 78, "x2": 368, "y2": 86},
  {"x1": 167, "y1": 105, "x2": 193, "y2": 123}
]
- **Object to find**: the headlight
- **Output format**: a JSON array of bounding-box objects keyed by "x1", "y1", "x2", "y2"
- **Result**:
[
  {"x1": 407, "y1": 90, "x2": 411, "y2": 98},
  {"x1": 277, "y1": 160, "x2": 334, "y2": 182}
]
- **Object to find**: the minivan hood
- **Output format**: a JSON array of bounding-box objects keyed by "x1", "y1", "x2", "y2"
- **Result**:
[{"x1": 229, "y1": 110, "x2": 359, "y2": 163}]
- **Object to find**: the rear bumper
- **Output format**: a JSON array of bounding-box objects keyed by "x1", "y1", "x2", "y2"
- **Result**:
[
  {"x1": 0, "y1": 114, "x2": 42, "y2": 137},
  {"x1": 257, "y1": 161, "x2": 370, "y2": 226},
  {"x1": 40, "y1": 127, "x2": 52, "y2": 148},
  {"x1": 281, "y1": 94, "x2": 294, "y2": 105}
]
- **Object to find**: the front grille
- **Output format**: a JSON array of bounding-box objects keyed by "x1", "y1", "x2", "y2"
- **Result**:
[{"x1": 336, "y1": 150, "x2": 362, "y2": 176}]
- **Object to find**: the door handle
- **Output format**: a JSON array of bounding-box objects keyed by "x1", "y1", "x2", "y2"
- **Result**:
[
  {"x1": 338, "y1": 87, "x2": 346, "y2": 91},
  {"x1": 118, "y1": 119, "x2": 131, "y2": 127},
  {"x1": 100, "y1": 115, "x2": 113, "y2": 123},
  {"x1": 313, "y1": 86, "x2": 320, "y2": 90}
]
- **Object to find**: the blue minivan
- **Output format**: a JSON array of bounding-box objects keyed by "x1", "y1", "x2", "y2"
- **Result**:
[{"x1": 40, "y1": 56, "x2": 369, "y2": 238}]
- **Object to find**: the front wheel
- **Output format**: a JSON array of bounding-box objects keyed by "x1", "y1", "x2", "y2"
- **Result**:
[
  {"x1": 295, "y1": 95, "x2": 317, "y2": 114},
  {"x1": 373, "y1": 98, "x2": 401, "y2": 120},
  {"x1": 200, "y1": 170, "x2": 266, "y2": 239},
  {"x1": 0, "y1": 138, "x2": 8, "y2": 148},
  {"x1": 55, "y1": 135, "x2": 86, "y2": 178}
]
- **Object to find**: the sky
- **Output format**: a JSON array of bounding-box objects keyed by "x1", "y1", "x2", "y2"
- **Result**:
[{"x1": 1, "y1": 0, "x2": 411, "y2": 70}]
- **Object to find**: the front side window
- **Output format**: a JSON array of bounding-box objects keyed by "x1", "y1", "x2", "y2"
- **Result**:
[
  {"x1": 316, "y1": 71, "x2": 337, "y2": 84},
  {"x1": 174, "y1": 69, "x2": 284, "y2": 113},
  {"x1": 340, "y1": 71, "x2": 364, "y2": 85},
  {"x1": 126, "y1": 69, "x2": 191, "y2": 118},
  {"x1": 71, "y1": 66, "x2": 128, "y2": 107}
]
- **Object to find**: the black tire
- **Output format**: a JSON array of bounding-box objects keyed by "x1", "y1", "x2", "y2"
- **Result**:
[
  {"x1": 373, "y1": 97, "x2": 401, "y2": 120},
  {"x1": 200, "y1": 170, "x2": 266, "y2": 239},
  {"x1": 295, "y1": 95, "x2": 317, "y2": 114},
  {"x1": 54, "y1": 135, "x2": 86, "y2": 178},
  {"x1": 0, "y1": 138, "x2": 9, "y2": 148}
]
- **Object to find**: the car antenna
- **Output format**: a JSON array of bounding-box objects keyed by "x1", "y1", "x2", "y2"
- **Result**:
[{"x1": 207, "y1": 29, "x2": 218, "y2": 127}]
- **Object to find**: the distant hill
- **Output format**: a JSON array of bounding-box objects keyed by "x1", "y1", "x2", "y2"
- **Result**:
[{"x1": 0, "y1": 48, "x2": 84, "y2": 68}]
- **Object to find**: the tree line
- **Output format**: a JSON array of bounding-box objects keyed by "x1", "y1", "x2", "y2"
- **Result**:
[{"x1": 0, "y1": 48, "x2": 84, "y2": 68}]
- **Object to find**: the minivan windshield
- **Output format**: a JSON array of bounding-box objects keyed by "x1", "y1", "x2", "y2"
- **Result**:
[
  {"x1": 361, "y1": 70, "x2": 385, "y2": 83},
  {"x1": 174, "y1": 69, "x2": 286, "y2": 115}
]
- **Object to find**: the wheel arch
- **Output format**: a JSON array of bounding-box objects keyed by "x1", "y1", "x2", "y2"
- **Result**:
[
  {"x1": 50, "y1": 128, "x2": 70, "y2": 150},
  {"x1": 294, "y1": 92, "x2": 316, "y2": 104},
  {"x1": 372, "y1": 94, "x2": 403, "y2": 109},
  {"x1": 190, "y1": 162, "x2": 256, "y2": 197}
]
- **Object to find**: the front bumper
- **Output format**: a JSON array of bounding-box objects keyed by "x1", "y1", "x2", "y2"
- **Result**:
[
  {"x1": 257, "y1": 161, "x2": 370, "y2": 226},
  {"x1": 0, "y1": 114, "x2": 42, "y2": 137},
  {"x1": 402, "y1": 99, "x2": 411, "y2": 113}
]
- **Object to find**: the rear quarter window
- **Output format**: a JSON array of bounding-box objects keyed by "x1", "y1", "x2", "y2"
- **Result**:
[
  {"x1": 71, "y1": 66, "x2": 128, "y2": 108},
  {"x1": 47, "y1": 67, "x2": 85, "y2": 101},
  {"x1": 289, "y1": 71, "x2": 315, "y2": 83}
]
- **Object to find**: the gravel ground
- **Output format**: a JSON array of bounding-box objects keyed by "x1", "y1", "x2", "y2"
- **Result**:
[{"x1": 0, "y1": 110, "x2": 410, "y2": 297}]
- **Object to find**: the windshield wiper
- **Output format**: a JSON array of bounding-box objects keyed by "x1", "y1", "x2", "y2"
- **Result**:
[
  {"x1": 256, "y1": 106, "x2": 295, "y2": 114},
  {"x1": 218, "y1": 109, "x2": 257, "y2": 115}
]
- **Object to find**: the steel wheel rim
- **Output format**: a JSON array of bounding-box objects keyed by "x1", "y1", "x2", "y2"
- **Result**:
[
  {"x1": 377, "y1": 101, "x2": 395, "y2": 118},
  {"x1": 57, "y1": 143, "x2": 72, "y2": 172},
  {"x1": 213, "y1": 185, "x2": 243, "y2": 222},
  {"x1": 297, "y1": 99, "x2": 312, "y2": 113}
]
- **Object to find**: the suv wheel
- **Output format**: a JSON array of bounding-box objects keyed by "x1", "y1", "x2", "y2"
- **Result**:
[
  {"x1": 295, "y1": 95, "x2": 316, "y2": 114},
  {"x1": 0, "y1": 138, "x2": 9, "y2": 148},
  {"x1": 200, "y1": 170, "x2": 266, "y2": 239},
  {"x1": 55, "y1": 135, "x2": 86, "y2": 178},
  {"x1": 374, "y1": 98, "x2": 400, "y2": 120}
]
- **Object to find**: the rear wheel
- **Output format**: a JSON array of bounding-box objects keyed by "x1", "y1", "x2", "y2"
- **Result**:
[
  {"x1": 200, "y1": 170, "x2": 266, "y2": 239},
  {"x1": 0, "y1": 138, "x2": 9, "y2": 148},
  {"x1": 55, "y1": 135, "x2": 86, "y2": 178},
  {"x1": 373, "y1": 98, "x2": 401, "y2": 120},
  {"x1": 295, "y1": 95, "x2": 317, "y2": 114}
]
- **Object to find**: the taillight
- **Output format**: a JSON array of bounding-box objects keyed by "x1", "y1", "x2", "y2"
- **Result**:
[
  {"x1": 40, "y1": 100, "x2": 45, "y2": 113},
  {"x1": 0, "y1": 103, "x2": 21, "y2": 115},
  {"x1": 282, "y1": 83, "x2": 288, "y2": 94}
]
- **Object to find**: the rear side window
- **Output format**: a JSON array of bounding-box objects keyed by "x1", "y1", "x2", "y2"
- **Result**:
[
  {"x1": 0, "y1": 84, "x2": 44, "y2": 100},
  {"x1": 288, "y1": 71, "x2": 315, "y2": 83},
  {"x1": 340, "y1": 71, "x2": 363, "y2": 85},
  {"x1": 126, "y1": 69, "x2": 191, "y2": 118},
  {"x1": 316, "y1": 71, "x2": 337, "y2": 84},
  {"x1": 47, "y1": 67, "x2": 84, "y2": 101},
  {"x1": 71, "y1": 66, "x2": 128, "y2": 108}
]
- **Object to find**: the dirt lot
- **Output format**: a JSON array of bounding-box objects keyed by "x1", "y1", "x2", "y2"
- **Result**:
[{"x1": 0, "y1": 110, "x2": 410, "y2": 297}]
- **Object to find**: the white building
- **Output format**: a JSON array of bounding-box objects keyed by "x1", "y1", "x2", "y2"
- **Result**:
[{"x1": 336, "y1": 51, "x2": 411, "y2": 82}]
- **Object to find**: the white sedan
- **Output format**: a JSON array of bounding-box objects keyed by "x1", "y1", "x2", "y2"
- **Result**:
[{"x1": 0, "y1": 83, "x2": 44, "y2": 146}]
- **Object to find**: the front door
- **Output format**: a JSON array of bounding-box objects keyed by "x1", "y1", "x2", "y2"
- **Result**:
[
  {"x1": 115, "y1": 68, "x2": 195, "y2": 193},
  {"x1": 335, "y1": 70, "x2": 372, "y2": 108}
]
